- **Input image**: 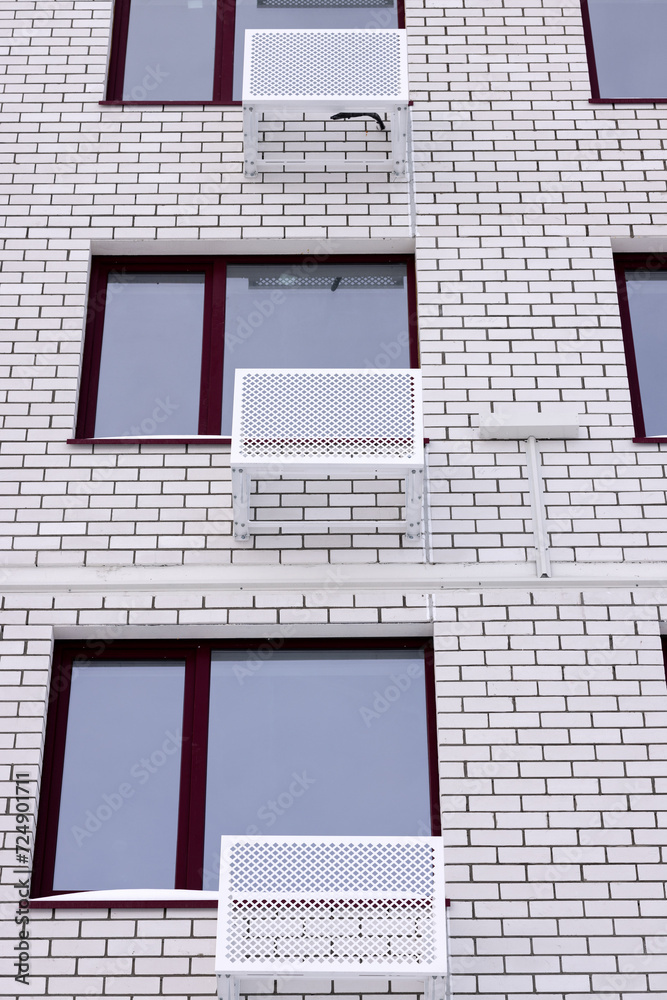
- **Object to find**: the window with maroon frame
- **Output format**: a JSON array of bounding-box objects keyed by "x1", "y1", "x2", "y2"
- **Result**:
[
  {"x1": 32, "y1": 640, "x2": 440, "y2": 897},
  {"x1": 106, "y1": 0, "x2": 402, "y2": 105},
  {"x1": 614, "y1": 254, "x2": 667, "y2": 442},
  {"x1": 76, "y1": 257, "x2": 418, "y2": 442},
  {"x1": 581, "y1": 0, "x2": 667, "y2": 101}
]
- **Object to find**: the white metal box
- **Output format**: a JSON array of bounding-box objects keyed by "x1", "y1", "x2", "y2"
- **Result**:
[
  {"x1": 243, "y1": 28, "x2": 408, "y2": 110},
  {"x1": 215, "y1": 835, "x2": 447, "y2": 999},
  {"x1": 242, "y1": 29, "x2": 409, "y2": 177},
  {"x1": 230, "y1": 368, "x2": 424, "y2": 541}
]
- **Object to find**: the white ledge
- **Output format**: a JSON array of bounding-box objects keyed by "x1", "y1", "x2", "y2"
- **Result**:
[
  {"x1": 90, "y1": 236, "x2": 415, "y2": 257},
  {"x1": 33, "y1": 889, "x2": 218, "y2": 903},
  {"x1": 4, "y1": 562, "x2": 667, "y2": 595}
]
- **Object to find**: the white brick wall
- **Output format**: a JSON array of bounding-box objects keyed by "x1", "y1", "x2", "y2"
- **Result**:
[{"x1": 2, "y1": 0, "x2": 667, "y2": 997}]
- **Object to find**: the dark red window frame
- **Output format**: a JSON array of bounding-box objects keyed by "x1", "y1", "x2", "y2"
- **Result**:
[
  {"x1": 73, "y1": 254, "x2": 420, "y2": 444},
  {"x1": 580, "y1": 0, "x2": 667, "y2": 104},
  {"x1": 32, "y1": 638, "x2": 440, "y2": 907},
  {"x1": 614, "y1": 252, "x2": 667, "y2": 444},
  {"x1": 104, "y1": 0, "x2": 405, "y2": 106}
]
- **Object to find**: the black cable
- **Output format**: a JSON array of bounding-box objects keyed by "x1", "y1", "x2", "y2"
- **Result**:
[{"x1": 330, "y1": 112, "x2": 385, "y2": 132}]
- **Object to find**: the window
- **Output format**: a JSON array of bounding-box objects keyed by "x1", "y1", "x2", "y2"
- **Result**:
[
  {"x1": 106, "y1": 0, "x2": 402, "y2": 104},
  {"x1": 614, "y1": 254, "x2": 667, "y2": 441},
  {"x1": 581, "y1": 0, "x2": 667, "y2": 101},
  {"x1": 75, "y1": 257, "x2": 417, "y2": 441},
  {"x1": 32, "y1": 640, "x2": 439, "y2": 897}
]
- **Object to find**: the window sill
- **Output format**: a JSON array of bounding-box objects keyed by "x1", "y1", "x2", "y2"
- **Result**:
[
  {"x1": 66, "y1": 437, "x2": 232, "y2": 446},
  {"x1": 68, "y1": 438, "x2": 428, "y2": 447},
  {"x1": 589, "y1": 98, "x2": 667, "y2": 104},
  {"x1": 99, "y1": 100, "x2": 241, "y2": 108},
  {"x1": 633, "y1": 436, "x2": 667, "y2": 444},
  {"x1": 30, "y1": 889, "x2": 219, "y2": 909}
]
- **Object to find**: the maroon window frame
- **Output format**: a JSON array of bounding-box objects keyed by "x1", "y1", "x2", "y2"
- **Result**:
[
  {"x1": 580, "y1": 0, "x2": 667, "y2": 104},
  {"x1": 104, "y1": 0, "x2": 405, "y2": 106},
  {"x1": 31, "y1": 638, "x2": 440, "y2": 906},
  {"x1": 614, "y1": 252, "x2": 667, "y2": 444},
  {"x1": 73, "y1": 254, "x2": 420, "y2": 444}
]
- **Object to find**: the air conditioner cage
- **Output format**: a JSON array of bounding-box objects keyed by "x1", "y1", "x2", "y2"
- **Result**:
[
  {"x1": 215, "y1": 835, "x2": 447, "y2": 995},
  {"x1": 231, "y1": 368, "x2": 423, "y2": 472},
  {"x1": 241, "y1": 29, "x2": 410, "y2": 178},
  {"x1": 229, "y1": 369, "x2": 425, "y2": 542}
]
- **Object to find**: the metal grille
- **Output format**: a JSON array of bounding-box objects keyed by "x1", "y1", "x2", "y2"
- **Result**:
[
  {"x1": 225, "y1": 898, "x2": 435, "y2": 965},
  {"x1": 258, "y1": 0, "x2": 394, "y2": 6},
  {"x1": 246, "y1": 30, "x2": 404, "y2": 99},
  {"x1": 217, "y1": 837, "x2": 446, "y2": 974},
  {"x1": 233, "y1": 370, "x2": 419, "y2": 461},
  {"x1": 228, "y1": 839, "x2": 435, "y2": 894},
  {"x1": 248, "y1": 274, "x2": 404, "y2": 290}
]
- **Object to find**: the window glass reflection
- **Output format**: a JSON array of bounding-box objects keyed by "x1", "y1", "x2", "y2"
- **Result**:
[
  {"x1": 95, "y1": 273, "x2": 205, "y2": 438},
  {"x1": 588, "y1": 0, "x2": 667, "y2": 98},
  {"x1": 53, "y1": 662, "x2": 186, "y2": 890},
  {"x1": 123, "y1": 0, "x2": 217, "y2": 101},
  {"x1": 202, "y1": 650, "x2": 431, "y2": 887},
  {"x1": 625, "y1": 270, "x2": 667, "y2": 437}
]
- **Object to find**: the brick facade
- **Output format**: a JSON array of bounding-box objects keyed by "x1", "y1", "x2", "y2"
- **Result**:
[{"x1": 2, "y1": 0, "x2": 667, "y2": 997}]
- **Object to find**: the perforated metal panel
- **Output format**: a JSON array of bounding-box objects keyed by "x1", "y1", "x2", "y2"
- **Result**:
[
  {"x1": 231, "y1": 369, "x2": 423, "y2": 468},
  {"x1": 258, "y1": 0, "x2": 394, "y2": 6},
  {"x1": 248, "y1": 273, "x2": 404, "y2": 290},
  {"x1": 215, "y1": 836, "x2": 447, "y2": 978},
  {"x1": 243, "y1": 29, "x2": 408, "y2": 105}
]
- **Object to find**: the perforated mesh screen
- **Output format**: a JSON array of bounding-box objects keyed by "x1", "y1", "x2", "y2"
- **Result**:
[
  {"x1": 248, "y1": 274, "x2": 404, "y2": 290},
  {"x1": 228, "y1": 839, "x2": 435, "y2": 894},
  {"x1": 234, "y1": 370, "x2": 419, "y2": 461},
  {"x1": 225, "y1": 898, "x2": 435, "y2": 965},
  {"x1": 258, "y1": 0, "x2": 393, "y2": 6},
  {"x1": 218, "y1": 838, "x2": 442, "y2": 971},
  {"x1": 245, "y1": 30, "x2": 404, "y2": 99}
]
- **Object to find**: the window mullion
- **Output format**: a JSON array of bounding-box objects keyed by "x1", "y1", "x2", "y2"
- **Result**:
[
  {"x1": 106, "y1": 0, "x2": 132, "y2": 101},
  {"x1": 214, "y1": 0, "x2": 234, "y2": 103},
  {"x1": 199, "y1": 261, "x2": 226, "y2": 435},
  {"x1": 177, "y1": 644, "x2": 212, "y2": 890}
]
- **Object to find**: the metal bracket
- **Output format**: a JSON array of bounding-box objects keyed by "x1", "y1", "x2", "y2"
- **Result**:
[
  {"x1": 217, "y1": 975, "x2": 240, "y2": 1000},
  {"x1": 243, "y1": 106, "x2": 259, "y2": 180},
  {"x1": 231, "y1": 468, "x2": 423, "y2": 543},
  {"x1": 390, "y1": 105, "x2": 408, "y2": 179},
  {"x1": 405, "y1": 467, "x2": 424, "y2": 543},
  {"x1": 424, "y1": 976, "x2": 447, "y2": 1000},
  {"x1": 242, "y1": 105, "x2": 409, "y2": 180},
  {"x1": 231, "y1": 467, "x2": 251, "y2": 542}
]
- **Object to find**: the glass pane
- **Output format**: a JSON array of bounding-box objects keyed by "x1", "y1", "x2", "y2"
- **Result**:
[
  {"x1": 94, "y1": 273, "x2": 205, "y2": 437},
  {"x1": 232, "y1": 0, "x2": 398, "y2": 99},
  {"x1": 123, "y1": 0, "x2": 217, "y2": 101},
  {"x1": 587, "y1": 0, "x2": 667, "y2": 98},
  {"x1": 203, "y1": 649, "x2": 431, "y2": 888},
  {"x1": 53, "y1": 661, "x2": 186, "y2": 891},
  {"x1": 625, "y1": 270, "x2": 667, "y2": 437},
  {"x1": 222, "y1": 262, "x2": 409, "y2": 433}
]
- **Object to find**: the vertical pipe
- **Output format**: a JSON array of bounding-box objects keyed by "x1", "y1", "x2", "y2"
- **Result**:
[
  {"x1": 407, "y1": 105, "x2": 417, "y2": 238},
  {"x1": 525, "y1": 436, "x2": 551, "y2": 578}
]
